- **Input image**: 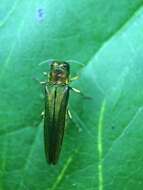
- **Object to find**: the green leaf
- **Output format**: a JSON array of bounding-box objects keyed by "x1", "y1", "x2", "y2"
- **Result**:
[{"x1": 0, "y1": 0, "x2": 143, "y2": 189}]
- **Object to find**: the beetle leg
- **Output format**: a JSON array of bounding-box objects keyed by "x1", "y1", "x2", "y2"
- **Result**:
[
  {"x1": 33, "y1": 77, "x2": 46, "y2": 85},
  {"x1": 71, "y1": 87, "x2": 81, "y2": 93},
  {"x1": 43, "y1": 72, "x2": 48, "y2": 76},
  {"x1": 70, "y1": 87, "x2": 92, "y2": 99},
  {"x1": 66, "y1": 108, "x2": 82, "y2": 132},
  {"x1": 40, "y1": 111, "x2": 45, "y2": 119},
  {"x1": 40, "y1": 81, "x2": 46, "y2": 85},
  {"x1": 70, "y1": 76, "x2": 79, "y2": 82},
  {"x1": 67, "y1": 109, "x2": 72, "y2": 119}
]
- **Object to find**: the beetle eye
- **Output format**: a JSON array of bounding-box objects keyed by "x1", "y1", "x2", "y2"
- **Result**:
[
  {"x1": 61, "y1": 64, "x2": 67, "y2": 69},
  {"x1": 63, "y1": 64, "x2": 67, "y2": 68}
]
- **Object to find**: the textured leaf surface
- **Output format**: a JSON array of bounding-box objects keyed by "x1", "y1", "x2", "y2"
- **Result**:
[{"x1": 0, "y1": 0, "x2": 143, "y2": 190}]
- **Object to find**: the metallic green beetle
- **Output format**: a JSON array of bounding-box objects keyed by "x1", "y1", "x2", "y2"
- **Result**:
[{"x1": 44, "y1": 61, "x2": 78, "y2": 165}]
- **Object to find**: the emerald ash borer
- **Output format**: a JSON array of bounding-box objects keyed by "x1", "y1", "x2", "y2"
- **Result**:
[{"x1": 43, "y1": 60, "x2": 80, "y2": 165}]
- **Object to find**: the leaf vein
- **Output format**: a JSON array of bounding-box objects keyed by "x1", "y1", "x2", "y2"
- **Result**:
[
  {"x1": 102, "y1": 106, "x2": 143, "y2": 162},
  {"x1": 50, "y1": 149, "x2": 78, "y2": 190},
  {"x1": 0, "y1": 0, "x2": 20, "y2": 27}
]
